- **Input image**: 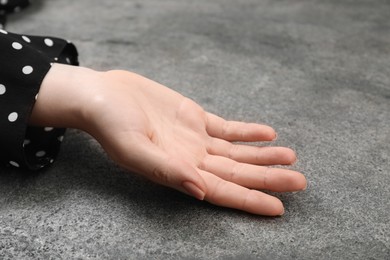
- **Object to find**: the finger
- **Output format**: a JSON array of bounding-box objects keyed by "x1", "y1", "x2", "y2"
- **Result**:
[
  {"x1": 205, "y1": 113, "x2": 276, "y2": 142},
  {"x1": 208, "y1": 138, "x2": 297, "y2": 165},
  {"x1": 201, "y1": 155, "x2": 307, "y2": 192},
  {"x1": 112, "y1": 133, "x2": 207, "y2": 200},
  {"x1": 199, "y1": 170, "x2": 284, "y2": 216}
]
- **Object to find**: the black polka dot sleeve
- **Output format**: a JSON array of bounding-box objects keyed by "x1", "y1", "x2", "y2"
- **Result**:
[{"x1": 0, "y1": 29, "x2": 79, "y2": 170}]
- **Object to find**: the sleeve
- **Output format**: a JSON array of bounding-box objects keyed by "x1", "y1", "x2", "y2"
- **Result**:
[{"x1": 0, "y1": 29, "x2": 79, "y2": 170}]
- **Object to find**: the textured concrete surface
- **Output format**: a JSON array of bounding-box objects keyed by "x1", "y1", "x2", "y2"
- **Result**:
[{"x1": 1, "y1": 0, "x2": 389, "y2": 259}]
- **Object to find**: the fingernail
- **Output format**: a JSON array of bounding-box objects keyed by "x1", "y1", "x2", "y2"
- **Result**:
[
  {"x1": 182, "y1": 181, "x2": 205, "y2": 200},
  {"x1": 272, "y1": 132, "x2": 278, "y2": 141}
]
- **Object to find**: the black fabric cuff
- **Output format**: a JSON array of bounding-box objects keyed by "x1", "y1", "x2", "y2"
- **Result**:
[{"x1": 0, "y1": 30, "x2": 78, "y2": 170}]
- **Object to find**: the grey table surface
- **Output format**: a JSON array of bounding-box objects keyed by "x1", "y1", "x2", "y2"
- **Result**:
[{"x1": 1, "y1": 0, "x2": 389, "y2": 259}]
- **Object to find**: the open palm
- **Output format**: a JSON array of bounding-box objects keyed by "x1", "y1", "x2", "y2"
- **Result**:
[{"x1": 85, "y1": 70, "x2": 306, "y2": 216}]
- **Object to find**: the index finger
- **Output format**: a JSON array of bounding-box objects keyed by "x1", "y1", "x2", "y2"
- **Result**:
[
  {"x1": 199, "y1": 169, "x2": 284, "y2": 216},
  {"x1": 205, "y1": 113, "x2": 277, "y2": 142}
]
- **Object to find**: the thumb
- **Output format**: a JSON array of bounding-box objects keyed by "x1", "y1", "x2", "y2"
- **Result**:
[
  {"x1": 160, "y1": 158, "x2": 207, "y2": 200},
  {"x1": 115, "y1": 134, "x2": 207, "y2": 200}
]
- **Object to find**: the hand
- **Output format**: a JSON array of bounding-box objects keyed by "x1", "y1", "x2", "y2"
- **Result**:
[{"x1": 31, "y1": 64, "x2": 306, "y2": 216}]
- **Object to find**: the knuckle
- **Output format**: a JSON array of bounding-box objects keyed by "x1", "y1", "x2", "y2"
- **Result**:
[
  {"x1": 241, "y1": 190, "x2": 253, "y2": 211},
  {"x1": 227, "y1": 144, "x2": 240, "y2": 159},
  {"x1": 207, "y1": 179, "x2": 225, "y2": 201},
  {"x1": 150, "y1": 157, "x2": 178, "y2": 185},
  {"x1": 239, "y1": 124, "x2": 247, "y2": 140},
  {"x1": 230, "y1": 163, "x2": 243, "y2": 183},
  {"x1": 221, "y1": 121, "x2": 230, "y2": 138},
  {"x1": 263, "y1": 167, "x2": 271, "y2": 189},
  {"x1": 151, "y1": 163, "x2": 170, "y2": 185}
]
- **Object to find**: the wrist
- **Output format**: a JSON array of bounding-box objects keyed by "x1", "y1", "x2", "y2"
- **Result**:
[{"x1": 29, "y1": 63, "x2": 102, "y2": 130}]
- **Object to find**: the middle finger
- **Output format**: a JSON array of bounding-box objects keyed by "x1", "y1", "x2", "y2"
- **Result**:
[{"x1": 207, "y1": 137, "x2": 297, "y2": 165}]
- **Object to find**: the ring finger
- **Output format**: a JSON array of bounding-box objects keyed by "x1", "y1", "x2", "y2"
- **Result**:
[{"x1": 200, "y1": 154, "x2": 306, "y2": 192}]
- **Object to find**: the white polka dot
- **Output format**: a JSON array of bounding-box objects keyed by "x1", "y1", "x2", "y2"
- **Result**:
[
  {"x1": 36, "y1": 151, "x2": 46, "y2": 157},
  {"x1": 22, "y1": 66, "x2": 33, "y2": 75},
  {"x1": 66, "y1": 57, "x2": 71, "y2": 64},
  {"x1": 23, "y1": 139, "x2": 31, "y2": 146},
  {"x1": 0, "y1": 84, "x2": 5, "y2": 95},
  {"x1": 14, "y1": 6, "x2": 21, "y2": 12},
  {"x1": 0, "y1": 29, "x2": 7, "y2": 34},
  {"x1": 0, "y1": 0, "x2": 8, "y2": 5},
  {"x1": 54, "y1": 57, "x2": 58, "y2": 61},
  {"x1": 50, "y1": 159, "x2": 54, "y2": 164},
  {"x1": 44, "y1": 127, "x2": 54, "y2": 132},
  {"x1": 22, "y1": 35, "x2": 31, "y2": 43},
  {"x1": 8, "y1": 112, "x2": 18, "y2": 122},
  {"x1": 58, "y1": 136, "x2": 64, "y2": 142},
  {"x1": 35, "y1": 94, "x2": 38, "y2": 100},
  {"x1": 12, "y1": 42, "x2": 23, "y2": 50},
  {"x1": 44, "y1": 38, "x2": 54, "y2": 47},
  {"x1": 9, "y1": 161, "x2": 19, "y2": 167}
]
